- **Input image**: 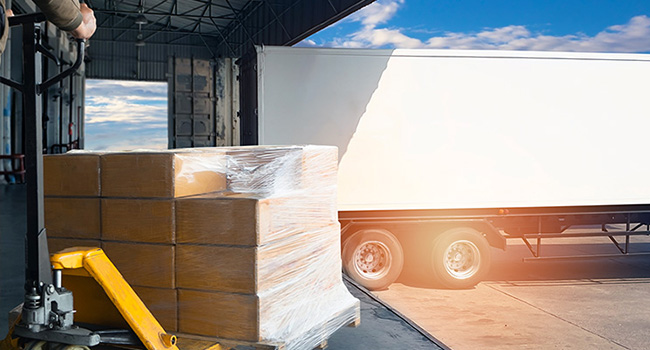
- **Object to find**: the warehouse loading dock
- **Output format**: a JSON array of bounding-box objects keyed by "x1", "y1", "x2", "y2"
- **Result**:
[
  {"x1": 0, "y1": 1, "x2": 428, "y2": 348},
  {"x1": 0, "y1": 180, "x2": 446, "y2": 349},
  {"x1": 2, "y1": 0, "x2": 650, "y2": 349},
  {"x1": 6, "y1": 181, "x2": 650, "y2": 349}
]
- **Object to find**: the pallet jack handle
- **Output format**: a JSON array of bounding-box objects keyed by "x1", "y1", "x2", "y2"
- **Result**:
[
  {"x1": 0, "y1": 10, "x2": 85, "y2": 314},
  {"x1": 0, "y1": 13, "x2": 85, "y2": 95},
  {"x1": 39, "y1": 39, "x2": 84, "y2": 94}
]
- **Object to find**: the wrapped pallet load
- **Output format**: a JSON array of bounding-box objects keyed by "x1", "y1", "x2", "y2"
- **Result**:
[
  {"x1": 43, "y1": 145, "x2": 360, "y2": 349},
  {"x1": 44, "y1": 152, "x2": 102, "y2": 252}
]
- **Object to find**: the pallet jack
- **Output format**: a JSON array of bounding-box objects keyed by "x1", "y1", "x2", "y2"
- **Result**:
[{"x1": 0, "y1": 13, "x2": 179, "y2": 350}]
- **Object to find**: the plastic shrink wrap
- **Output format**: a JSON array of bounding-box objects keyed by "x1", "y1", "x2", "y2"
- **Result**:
[{"x1": 43, "y1": 145, "x2": 360, "y2": 349}]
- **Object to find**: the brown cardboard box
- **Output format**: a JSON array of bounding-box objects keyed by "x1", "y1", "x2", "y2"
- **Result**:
[
  {"x1": 178, "y1": 289, "x2": 258, "y2": 341},
  {"x1": 176, "y1": 193, "x2": 336, "y2": 246},
  {"x1": 44, "y1": 154, "x2": 101, "y2": 197},
  {"x1": 102, "y1": 199, "x2": 174, "y2": 243},
  {"x1": 175, "y1": 224, "x2": 340, "y2": 294},
  {"x1": 60, "y1": 277, "x2": 178, "y2": 332},
  {"x1": 175, "y1": 193, "x2": 258, "y2": 246},
  {"x1": 101, "y1": 152, "x2": 227, "y2": 198},
  {"x1": 133, "y1": 286, "x2": 178, "y2": 331},
  {"x1": 177, "y1": 276, "x2": 353, "y2": 342},
  {"x1": 45, "y1": 197, "x2": 101, "y2": 239},
  {"x1": 176, "y1": 245, "x2": 255, "y2": 293},
  {"x1": 102, "y1": 241, "x2": 174, "y2": 288},
  {"x1": 61, "y1": 274, "x2": 127, "y2": 329},
  {"x1": 48, "y1": 238, "x2": 101, "y2": 253}
]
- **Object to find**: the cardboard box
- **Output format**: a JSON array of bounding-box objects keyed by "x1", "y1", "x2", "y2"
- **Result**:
[
  {"x1": 61, "y1": 274, "x2": 127, "y2": 329},
  {"x1": 178, "y1": 289, "x2": 258, "y2": 341},
  {"x1": 102, "y1": 199, "x2": 174, "y2": 243},
  {"x1": 176, "y1": 224, "x2": 340, "y2": 294},
  {"x1": 133, "y1": 286, "x2": 178, "y2": 332},
  {"x1": 298, "y1": 145, "x2": 338, "y2": 190},
  {"x1": 102, "y1": 241, "x2": 175, "y2": 288},
  {"x1": 176, "y1": 193, "x2": 336, "y2": 246},
  {"x1": 176, "y1": 245, "x2": 255, "y2": 293},
  {"x1": 44, "y1": 153, "x2": 101, "y2": 197},
  {"x1": 48, "y1": 238, "x2": 101, "y2": 253},
  {"x1": 177, "y1": 278, "x2": 356, "y2": 343},
  {"x1": 101, "y1": 152, "x2": 227, "y2": 198},
  {"x1": 45, "y1": 197, "x2": 101, "y2": 239},
  {"x1": 60, "y1": 277, "x2": 178, "y2": 332}
]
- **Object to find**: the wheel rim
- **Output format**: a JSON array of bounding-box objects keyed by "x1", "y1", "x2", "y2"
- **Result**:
[
  {"x1": 443, "y1": 239, "x2": 481, "y2": 280},
  {"x1": 352, "y1": 240, "x2": 392, "y2": 279}
]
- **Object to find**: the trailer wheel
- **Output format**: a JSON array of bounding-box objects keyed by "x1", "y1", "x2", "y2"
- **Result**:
[
  {"x1": 342, "y1": 229, "x2": 404, "y2": 290},
  {"x1": 431, "y1": 227, "x2": 491, "y2": 289}
]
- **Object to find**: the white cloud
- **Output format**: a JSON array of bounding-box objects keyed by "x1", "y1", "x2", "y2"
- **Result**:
[
  {"x1": 425, "y1": 16, "x2": 650, "y2": 52},
  {"x1": 296, "y1": 39, "x2": 317, "y2": 47},
  {"x1": 333, "y1": 0, "x2": 426, "y2": 49},
  {"x1": 85, "y1": 80, "x2": 167, "y2": 125},
  {"x1": 344, "y1": 27, "x2": 423, "y2": 48},
  {"x1": 350, "y1": 0, "x2": 404, "y2": 27},
  {"x1": 85, "y1": 80, "x2": 168, "y2": 151},
  {"x1": 330, "y1": 5, "x2": 650, "y2": 53}
]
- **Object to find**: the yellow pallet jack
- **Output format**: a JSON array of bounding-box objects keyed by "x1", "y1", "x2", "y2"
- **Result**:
[{"x1": 0, "y1": 13, "x2": 203, "y2": 350}]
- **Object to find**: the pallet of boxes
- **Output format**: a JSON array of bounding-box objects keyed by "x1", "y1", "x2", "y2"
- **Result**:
[{"x1": 44, "y1": 145, "x2": 360, "y2": 350}]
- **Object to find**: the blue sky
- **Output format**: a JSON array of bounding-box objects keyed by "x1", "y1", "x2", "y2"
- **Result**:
[
  {"x1": 85, "y1": 0, "x2": 650, "y2": 151},
  {"x1": 301, "y1": 0, "x2": 650, "y2": 51}
]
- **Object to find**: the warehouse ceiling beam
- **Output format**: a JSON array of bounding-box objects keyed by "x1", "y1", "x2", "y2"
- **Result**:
[
  {"x1": 96, "y1": 9, "x2": 235, "y2": 20},
  {"x1": 146, "y1": 0, "x2": 170, "y2": 12},
  {"x1": 81, "y1": 0, "x2": 378, "y2": 80},
  {"x1": 225, "y1": 0, "x2": 256, "y2": 45},
  {"x1": 88, "y1": 38, "x2": 215, "y2": 47},
  {"x1": 210, "y1": 16, "x2": 237, "y2": 57},
  {"x1": 190, "y1": 2, "x2": 210, "y2": 32},
  {"x1": 93, "y1": 0, "x2": 378, "y2": 50}
]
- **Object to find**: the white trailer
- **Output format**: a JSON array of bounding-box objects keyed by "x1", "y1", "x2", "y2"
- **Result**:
[{"x1": 241, "y1": 46, "x2": 650, "y2": 289}]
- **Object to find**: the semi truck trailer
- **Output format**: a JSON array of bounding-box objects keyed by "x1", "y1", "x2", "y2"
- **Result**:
[{"x1": 239, "y1": 46, "x2": 650, "y2": 290}]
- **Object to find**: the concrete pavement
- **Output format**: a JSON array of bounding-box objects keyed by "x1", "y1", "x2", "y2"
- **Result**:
[{"x1": 374, "y1": 239, "x2": 650, "y2": 349}]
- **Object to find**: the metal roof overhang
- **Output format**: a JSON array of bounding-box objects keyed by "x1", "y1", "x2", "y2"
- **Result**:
[{"x1": 86, "y1": 0, "x2": 375, "y2": 80}]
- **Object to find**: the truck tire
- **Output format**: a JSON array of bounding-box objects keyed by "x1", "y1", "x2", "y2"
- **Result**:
[
  {"x1": 342, "y1": 229, "x2": 404, "y2": 290},
  {"x1": 431, "y1": 227, "x2": 491, "y2": 289}
]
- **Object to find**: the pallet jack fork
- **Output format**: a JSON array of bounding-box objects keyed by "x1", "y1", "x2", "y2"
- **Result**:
[{"x1": 0, "y1": 13, "x2": 179, "y2": 350}]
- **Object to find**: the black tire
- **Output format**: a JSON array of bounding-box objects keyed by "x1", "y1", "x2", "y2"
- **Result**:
[
  {"x1": 342, "y1": 229, "x2": 404, "y2": 290},
  {"x1": 431, "y1": 227, "x2": 491, "y2": 289}
]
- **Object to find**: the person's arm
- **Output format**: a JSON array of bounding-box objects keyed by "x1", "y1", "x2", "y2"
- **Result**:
[
  {"x1": 32, "y1": 0, "x2": 96, "y2": 39},
  {"x1": 69, "y1": 3, "x2": 96, "y2": 39}
]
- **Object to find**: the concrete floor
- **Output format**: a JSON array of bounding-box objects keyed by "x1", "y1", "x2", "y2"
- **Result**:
[
  {"x1": 375, "y1": 238, "x2": 650, "y2": 350},
  {"x1": 0, "y1": 184, "x2": 443, "y2": 349},
  {"x1": 329, "y1": 277, "x2": 446, "y2": 349}
]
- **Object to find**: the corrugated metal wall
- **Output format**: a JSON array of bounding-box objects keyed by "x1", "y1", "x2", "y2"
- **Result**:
[{"x1": 86, "y1": 41, "x2": 214, "y2": 82}]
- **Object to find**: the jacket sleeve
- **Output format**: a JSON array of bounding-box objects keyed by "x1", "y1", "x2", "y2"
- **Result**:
[{"x1": 33, "y1": 0, "x2": 83, "y2": 32}]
